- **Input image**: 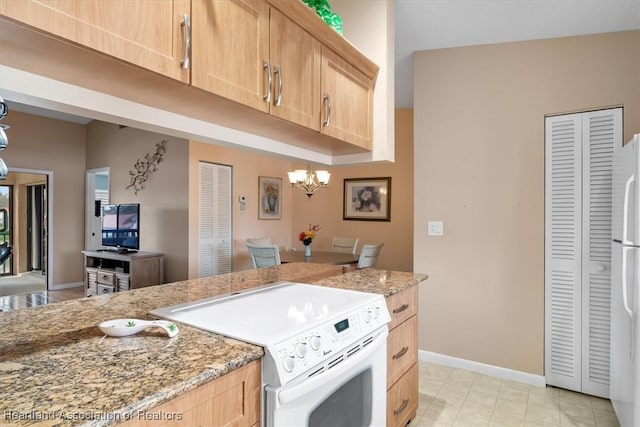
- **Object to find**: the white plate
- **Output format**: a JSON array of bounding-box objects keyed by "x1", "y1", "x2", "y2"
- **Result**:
[{"x1": 98, "y1": 318, "x2": 179, "y2": 338}]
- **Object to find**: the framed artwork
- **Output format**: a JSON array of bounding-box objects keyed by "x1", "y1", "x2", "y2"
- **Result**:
[
  {"x1": 343, "y1": 177, "x2": 391, "y2": 221},
  {"x1": 258, "y1": 176, "x2": 282, "y2": 220}
]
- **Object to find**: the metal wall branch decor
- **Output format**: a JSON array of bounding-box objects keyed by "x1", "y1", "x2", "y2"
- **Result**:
[{"x1": 126, "y1": 140, "x2": 167, "y2": 195}]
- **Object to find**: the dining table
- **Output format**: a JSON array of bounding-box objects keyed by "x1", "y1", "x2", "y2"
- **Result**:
[{"x1": 280, "y1": 250, "x2": 360, "y2": 266}]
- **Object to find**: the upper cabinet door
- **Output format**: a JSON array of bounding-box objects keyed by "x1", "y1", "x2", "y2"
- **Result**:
[
  {"x1": 320, "y1": 47, "x2": 373, "y2": 150},
  {"x1": 191, "y1": 0, "x2": 270, "y2": 113},
  {"x1": 0, "y1": 0, "x2": 190, "y2": 83},
  {"x1": 268, "y1": 8, "x2": 321, "y2": 131}
]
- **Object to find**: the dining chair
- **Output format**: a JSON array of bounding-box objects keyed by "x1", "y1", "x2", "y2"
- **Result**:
[
  {"x1": 331, "y1": 237, "x2": 359, "y2": 254},
  {"x1": 246, "y1": 237, "x2": 272, "y2": 246},
  {"x1": 246, "y1": 243, "x2": 281, "y2": 268},
  {"x1": 357, "y1": 243, "x2": 384, "y2": 269}
]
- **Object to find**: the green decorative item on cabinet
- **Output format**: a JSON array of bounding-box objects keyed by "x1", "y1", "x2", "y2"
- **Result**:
[{"x1": 301, "y1": 0, "x2": 343, "y2": 34}]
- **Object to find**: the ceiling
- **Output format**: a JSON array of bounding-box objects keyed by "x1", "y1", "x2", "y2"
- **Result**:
[
  {"x1": 5, "y1": 2, "x2": 640, "y2": 121},
  {"x1": 394, "y1": 0, "x2": 640, "y2": 108}
]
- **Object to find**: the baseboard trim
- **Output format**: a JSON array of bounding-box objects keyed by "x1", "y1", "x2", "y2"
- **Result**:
[
  {"x1": 49, "y1": 282, "x2": 84, "y2": 291},
  {"x1": 419, "y1": 350, "x2": 547, "y2": 388}
]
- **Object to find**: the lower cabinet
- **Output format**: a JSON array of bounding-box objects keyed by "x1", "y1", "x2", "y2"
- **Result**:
[
  {"x1": 120, "y1": 360, "x2": 261, "y2": 427},
  {"x1": 386, "y1": 286, "x2": 419, "y2": 427}
]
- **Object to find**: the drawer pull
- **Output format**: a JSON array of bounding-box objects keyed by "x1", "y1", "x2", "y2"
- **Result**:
[
  {"x1": 263, "y1": 61, "x2": 273, "y2": 103},
  {"x1": 392, "y1": 346, "x2": 409, "y2": 360},
  {"x1": 274, "y1": 65, "x2": 283, "y2": 107},
  {"x1": 392, "y1": 303, "x2": 409, "y2": 314},
  {"x1": 180, "y1": 13, "x2": 191, "y2": 69},
  {"x1": 393, "y1": 398, "x2": 409, "y2": 416},
  {"x1": 322, "y1": 93, "x2": 331, "y2": 126}
]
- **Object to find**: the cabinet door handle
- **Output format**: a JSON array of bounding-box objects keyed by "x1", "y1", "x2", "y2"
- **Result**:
[
  {"x1": 180, "y1": 14, "x2": 191, "y2": 69},
  {"x1": 393, "y1": 398, "x2": 409, "y2": 416},
  {"x1": 322, "y1": 93, "x2": 331, "y2": 126},
  {"x1": 392, "y1": 346, "x2": 409, "y2": 360},
  {"x1": 263, "y1": 61, "x2": 273, "y2": 103},
  {"x1": 392, "y1": 303, "x2": 409, "y2": 314},
  {"x1": 274, "y1": 66, "x2": 283, "y2": 107}
]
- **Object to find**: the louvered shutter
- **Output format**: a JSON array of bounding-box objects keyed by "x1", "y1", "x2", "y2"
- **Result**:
[
  {"x1": 545, "y1": 107, "x2": 621, "y2": 397},
  {"x1": 199, "y1": 162, "x2": 233, "y2": 277},
  {"x1": 580, "y1": 109, "x2": 621, "y2": 398},
  {"x1": 545, "y1": 113, "x2": 583, "y2": 392}
]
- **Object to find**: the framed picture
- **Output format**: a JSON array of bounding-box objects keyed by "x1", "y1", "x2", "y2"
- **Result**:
[
  {"x1": 258, "y1": 176, "x2": 282, "y2": 220},
  {"x1": 343, "y1": 177, "x2": 391, "y2": 221}
]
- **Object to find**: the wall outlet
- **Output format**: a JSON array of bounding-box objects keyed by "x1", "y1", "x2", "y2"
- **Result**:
[{"x1": 428, "y1": 221, "x2": 444, "y2": 236}]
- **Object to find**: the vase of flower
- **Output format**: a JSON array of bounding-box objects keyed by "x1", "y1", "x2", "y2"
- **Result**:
[{"x1": 299, "y1": 224, "x2": 321, "y2": 258}]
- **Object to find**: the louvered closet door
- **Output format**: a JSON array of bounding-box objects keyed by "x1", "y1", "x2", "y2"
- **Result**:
[
  {"x1": 545, "y1": 113, "x2": 583, "y2": 392},
  {"x1": 545, "y1": 107, "x2": 621, "y2": 398},
  {"x1": 580, "y1": 109, "x2": 621, "y2": 398},
  {"x1": 199, "y1": 162, "x2": 232, "y2": 276}
]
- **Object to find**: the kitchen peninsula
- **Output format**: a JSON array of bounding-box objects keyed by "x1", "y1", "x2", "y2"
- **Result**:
[{"x1": 0, "y1": 264, "x2": 427, "y2": 426}]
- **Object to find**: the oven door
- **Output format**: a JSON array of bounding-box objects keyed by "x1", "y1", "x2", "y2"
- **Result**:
[{"x1": 264, "y1": 327, "x2": 388, "y2": 427}]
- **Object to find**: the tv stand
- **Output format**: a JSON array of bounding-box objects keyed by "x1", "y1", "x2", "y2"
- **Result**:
[{"x1": 82, "y1": 250, "x2": 164, "y2": 297}]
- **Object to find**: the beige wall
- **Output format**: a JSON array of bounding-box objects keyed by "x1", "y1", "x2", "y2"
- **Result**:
[
  {"x1": 291, "y1": 109, "x2": 414, "y2": 272},
  {"x1": 187, "y1": 109, "x2": 414, "y2": 276},
  {"x1": 2, "y1": 111, "x2": 86, "y2": 286},
  {"x1": 3, "y1": 111, "x2": 414, "y2": 288},
  {"x1": 413, "y1": 30, "x2": 640, "y2": 375},
  {"x1": 187, "y1": 141, "x2": 295, "y2": 276},
  {"x1": 86, "y1": 122, "x2": 189, "y2": 283}
]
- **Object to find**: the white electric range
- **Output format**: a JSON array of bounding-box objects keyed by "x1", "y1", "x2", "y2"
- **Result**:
[{"x1": 150, "y1": 282, "x2": 391, "y2": 426}]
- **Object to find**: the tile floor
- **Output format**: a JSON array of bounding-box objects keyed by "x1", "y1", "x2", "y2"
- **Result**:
[{"x1": 409, "y1": 360, "x2": 620, "y2": 427}]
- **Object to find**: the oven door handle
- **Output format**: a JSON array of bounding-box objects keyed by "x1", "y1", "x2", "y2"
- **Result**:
[{"x1": 276, "y1": 329, "x2": 388, "y2": 405}]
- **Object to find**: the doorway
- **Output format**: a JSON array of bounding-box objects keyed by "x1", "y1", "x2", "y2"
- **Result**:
[
  {"x1": 27, "y1": 183, "x2": 46, "y2": 272},
  {"x1": 0, "y1": 170, "x2": 50, "y2": 297},
  {"x1": 85, "y1": 167, "x2": 110, "y2": 250}
]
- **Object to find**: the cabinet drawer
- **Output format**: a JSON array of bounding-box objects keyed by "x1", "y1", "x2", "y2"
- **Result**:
[
  {"x1": 98, "y1": 284, "x2": 114, "y2": 295},
  {"x1": 387, "y1": 315, "x2": 418, "y2": 387},
  {"x1": 97, "y1": 271, "x2": 115, "y2": 285},
  {"x1": 386, "y1": 286, "x2": 418, "y2": 330},
  {"x1": 387, "y1": 363, "x2": 418, "y2": 427}
]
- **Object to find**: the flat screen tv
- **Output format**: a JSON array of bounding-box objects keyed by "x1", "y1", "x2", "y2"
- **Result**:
[{"x1": 101, "y1": 203, "x2": 140, "y2": 252}]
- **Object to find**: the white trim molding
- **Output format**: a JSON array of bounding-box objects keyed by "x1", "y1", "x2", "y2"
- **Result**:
[
  {"x1": 49, "y1": 282, "x2": 83, "y2": 291},
  {"x1": 419, "y1": 350, "x2": 547, "y2": 388}
]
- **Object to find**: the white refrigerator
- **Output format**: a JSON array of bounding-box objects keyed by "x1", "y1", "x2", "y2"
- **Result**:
[{"x1": 612, "y1": 133, "x2": 640, "y2": 427}]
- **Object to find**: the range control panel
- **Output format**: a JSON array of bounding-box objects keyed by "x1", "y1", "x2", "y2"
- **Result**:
[{"x1": 263, "y1": 296, "x2": 391, "y2": 386}]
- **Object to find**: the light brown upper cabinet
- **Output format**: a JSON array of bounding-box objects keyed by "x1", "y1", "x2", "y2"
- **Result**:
[
  {"x1": 268, "y1": 8, "x2": 322, "y2": 131},
  {"x1": 0, "y1": 0, "x2": 191, "y2": 83},
  {"x1": 191, "y1": 1, "x2": 321, "y2": 130},
  {"x1": 0, "y1": 0, "x2": 379, "y2": 155},
  {"x1": 191, "y1": 0, "x2": 270, "y2": 113},
  {"x1": 321, "y1": 47, "x2": 373, "y2": 149}
]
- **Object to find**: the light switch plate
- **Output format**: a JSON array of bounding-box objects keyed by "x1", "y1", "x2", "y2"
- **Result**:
[{"x1": 428, "y1": 221, "x2": 444, "y2": 236}]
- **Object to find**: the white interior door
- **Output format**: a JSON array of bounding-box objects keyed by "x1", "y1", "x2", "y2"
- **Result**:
[
  {"x1": 199, "y1": 162, "x2": 232, "y2": 276},
  {"x1": 545, "y1": 112, "x2": 583, "y2": 392},
  {"x1": 85, "y1": 168, "x2": 110, "y2": 250},
  {"x1": 580, "y1": 109, "x2": 620, "y2": 397},
  {"x1": 544, "y1": 107, "x2": 621, "y2": 398}
]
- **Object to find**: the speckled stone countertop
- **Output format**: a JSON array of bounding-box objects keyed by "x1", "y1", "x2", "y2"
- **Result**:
[{"x1": 0, "y1": 263, "x2": 427, "y2": 426}]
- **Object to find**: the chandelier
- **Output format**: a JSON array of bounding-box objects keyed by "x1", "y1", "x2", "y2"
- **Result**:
[{"x1": 288, "y1": 167, "x2": 331, "y2": 199}]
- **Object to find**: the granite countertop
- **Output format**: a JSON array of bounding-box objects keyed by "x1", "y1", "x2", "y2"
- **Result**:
[{"x1": 0, "y1": 263, "x2": 428, "y2": 426}]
